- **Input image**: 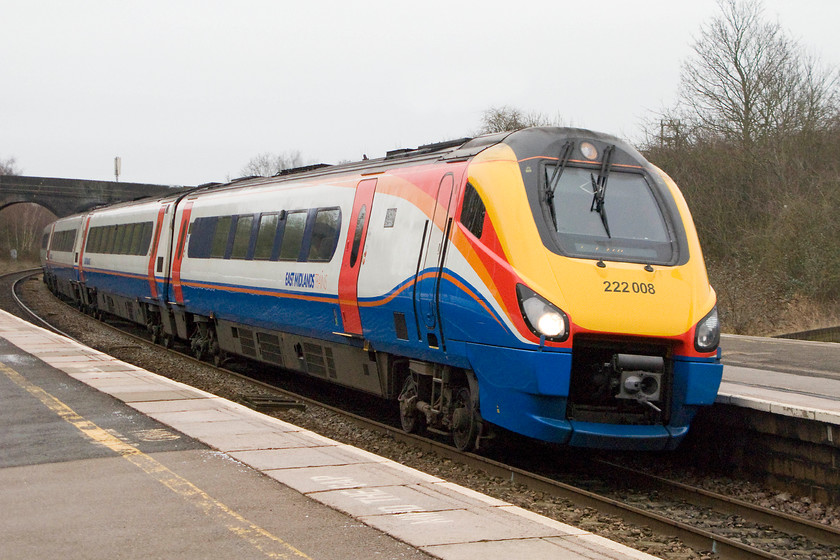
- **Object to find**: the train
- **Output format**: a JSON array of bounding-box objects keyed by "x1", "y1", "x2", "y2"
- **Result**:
[{"x1": 40, "y1": 127, "x2": 723, "y2": 452}]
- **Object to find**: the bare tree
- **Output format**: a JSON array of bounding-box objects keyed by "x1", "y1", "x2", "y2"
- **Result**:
[
  {"x1": 640, "y1": 1, "x2": 840, "y2": 334},
  {"x1": 477, "y1": 106, "x2": 565, "y2": 134},
  {"x1": 671, "y1": 0, "x2": 838, "y2": 144},
  {"x1": 0, "y1": 156, "x2": 21, "y2": 176},
  {"x1": 240, "y1": 150, "x2": 305, "y2": 177},
  {"x1": 0, "y1": 203, "x2": 56, "y2": 259}
]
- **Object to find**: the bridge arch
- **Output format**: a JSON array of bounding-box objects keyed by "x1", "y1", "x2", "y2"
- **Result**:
[{"x1": 0, "y1": 175, "x2": 185, "y2": 218}]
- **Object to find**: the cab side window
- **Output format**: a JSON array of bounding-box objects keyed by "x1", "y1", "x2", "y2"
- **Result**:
[{"x1": 460, "y1": 183, "x2": 486, "y2": 239}]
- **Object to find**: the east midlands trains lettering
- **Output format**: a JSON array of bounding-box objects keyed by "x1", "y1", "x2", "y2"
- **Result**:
[
  {"x1": 42, "y1": 127, "x2": 722, "y2": 452},
  {"x1": 285, "y1": 271, "x2": 328, "y2": 290}
]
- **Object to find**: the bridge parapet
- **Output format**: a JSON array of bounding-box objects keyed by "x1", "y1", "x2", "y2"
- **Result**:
[{"x1": 0, "y1": 175, "x2": 186, "y2": 217}]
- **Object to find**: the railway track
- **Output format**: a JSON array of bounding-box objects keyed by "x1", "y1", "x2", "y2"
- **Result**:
[
  {"x1": 5, "y1": 269, "x2": 840, "y2": 560},
  {"x1": 2, "y1": 268, "x2": 46, "y2": 321}
]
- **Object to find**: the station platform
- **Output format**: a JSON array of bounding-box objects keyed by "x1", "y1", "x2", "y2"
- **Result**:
[
  {"x1": 0, "y1": 309, "x2": 657, "y2": 560},
  {"x1": 719, "y1": 334, "x2": 840, "y2": 427}
]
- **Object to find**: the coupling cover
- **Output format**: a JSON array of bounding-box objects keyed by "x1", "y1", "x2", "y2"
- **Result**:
[{"x1": 612, "y1": 353, "x2": 664, "y2": 402}]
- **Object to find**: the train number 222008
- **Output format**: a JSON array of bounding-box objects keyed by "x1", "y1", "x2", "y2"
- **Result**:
[{"x1": 603, "y1": 281, "x2": 656, "y2": 294}]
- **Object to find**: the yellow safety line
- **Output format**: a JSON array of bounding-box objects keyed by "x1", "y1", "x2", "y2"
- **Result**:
[{"x1": 0, "y1": 361, "x2": 312, "y2": 560}]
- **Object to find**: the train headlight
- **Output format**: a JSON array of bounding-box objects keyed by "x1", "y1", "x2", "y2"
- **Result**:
[
  {"x1": 694, "y1": 307, "x2": 720, "y2": 352},
  {"x1": 516, "y1": 285, "x2": 569, "y2": 341},
  {"x1": 580, "y1": 141, "x2": 598, "y2": 160}
]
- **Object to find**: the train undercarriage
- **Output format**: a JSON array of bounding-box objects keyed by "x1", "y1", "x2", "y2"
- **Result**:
[{"x1": 54, "y1": 280, "x2": 487, "y2": 451}]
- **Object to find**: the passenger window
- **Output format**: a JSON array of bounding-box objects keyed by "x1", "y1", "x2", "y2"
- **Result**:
[
  {"x1": 116, "y1": 225, "x2": 126, "y2": 254},
  {"x1": 210, "y1": 216, "x2": 232, "y2": 258},
  {"x1": 254, "y1": 214, "x2": 278, "y2": 260},
  {"x1": 86, "y1": 228, "x2": 98, "y2": 253},
  {"x1": 231, "y1": 215, "x2": 254, "y2": 259},
  {"x1": 140, "y1": 222, "x2": 153, "y2": 254},
  {"x1": 349, "y1": 205, "x2": 367, "y2": 268},
  {"x1": 121, "y1": 224, "x2": 135, "y2": 254},
  {"x1": 92, "y1": 227, "x2": 103, "y2": 253},
  {"x1": 176, "y1": 219, "x2": 188, "y2": 260},
  {"x1": 105, "y1": 226, "x2": 117, "y2": 254},
  {"x1": 307, "y1": 208, "x2": 340, "y2": 262},
  {"x1": 128, "y1": 224, "x2": 140, "y2": 254},
  {"x1": 129, "y1": 223, "x2": 144, "y2": 255},
  {"x1": 460, "y1": 183, "x2": 486, "y2": 239},
  {"x1": 187, "y1": 219, "x2": 203, "y2": 258},
  {"x1": 279, "y1": 211, "x2": 307, "y2": 261},
  {"x1": 113, "y1": 225, "x2": 126, "y2": 254}
]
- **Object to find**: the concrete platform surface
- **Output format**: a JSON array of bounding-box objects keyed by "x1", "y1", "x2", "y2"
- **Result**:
[
  {"x1": 720, "y1": 335, "x2": 840, "y2": 426},
  {"x1": 722, "y1": 333, "x2": 840, "y2": 379},
  {"x1": 0, "y1": 309, "x2": 658, "y2": 560}
]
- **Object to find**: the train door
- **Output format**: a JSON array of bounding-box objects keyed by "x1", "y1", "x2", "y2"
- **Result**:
[
  {"x1": 147, "y1": 201, "x2": 172, "y2": 302},
  {"x1": 77, "y1": 215, "x2": 92, "y2": 284},
  {"x1": 414, "y1": 173, "x2": 455, "y2": 349},
  {"x1": 170, "y1": 200, "x2": 195, "y2": 306},
  {"x1": 338, "y1": 178, "x2": 377, "y2": 336}
]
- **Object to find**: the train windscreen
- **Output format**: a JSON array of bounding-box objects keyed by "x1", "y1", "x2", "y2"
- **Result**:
[{"x1": 543, "y1": 165, "x2": 674, "y2": 264}]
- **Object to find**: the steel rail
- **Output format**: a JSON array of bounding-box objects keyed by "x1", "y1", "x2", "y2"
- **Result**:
[
  {"x1": 7, "y1": 269, "x2": 80, "y2": 341},
  {"x1": 590, "y1": 459, "x2": 840, "y2": 549}
]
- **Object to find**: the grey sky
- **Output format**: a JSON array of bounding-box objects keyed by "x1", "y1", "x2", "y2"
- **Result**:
[{"x1": 2, "y1": 1, "x2": 838, "y2": 186}]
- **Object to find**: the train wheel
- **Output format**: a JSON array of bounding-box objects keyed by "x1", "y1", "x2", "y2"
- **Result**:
[
  {"x1": 208, "y1": 327, "x2": 222, "y2": 366},
  {"x1": 398, "y1": 375, "x2": 424, "y2": 433},
  {"x1": 190, "y1": 327, "x2": 208, "y2": 361},
  {"x1": 150, "y1": 325, "x2": 161, "y2": 345},
  {"x1": 452, "y1": 386, "x2": 480, "y2": 452}
]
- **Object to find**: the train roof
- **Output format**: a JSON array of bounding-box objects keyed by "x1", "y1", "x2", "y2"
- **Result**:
[
  {"x1": 54, "y1": 127, "x2": 641, "y2": 221},
  {"x1": 202, "y1": 126, "x2": 639, "y2": 195},
  {"x1": 186, "y1": 132, "x2": 512, "y2": 197}
]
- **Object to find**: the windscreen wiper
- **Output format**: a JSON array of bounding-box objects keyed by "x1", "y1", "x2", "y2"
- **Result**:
[
  {"x1": 590, "y1": 144, "x2": 614, "y2": 238},
  {"x1": 544, "y1": 141, "x2": 574, "y2": 229}
]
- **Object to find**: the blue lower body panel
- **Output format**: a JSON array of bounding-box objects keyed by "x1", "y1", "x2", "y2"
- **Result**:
[
  {"x1": 465, "y1": 342, "x2": 723, "y2": 450},
  {"x1": 673, "y1": 356, "x2": 724, "y2": 405},
  {"x1": 567, "y1": 423, "x2": 689, "y2": 451},
  {"x1": 467, "y1": 342, "x2": 574, "y2": 444}
]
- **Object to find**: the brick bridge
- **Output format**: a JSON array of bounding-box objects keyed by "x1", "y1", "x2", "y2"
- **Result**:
[{"x1": 0, "y1": 175, "x2": 186, "y2": 218}]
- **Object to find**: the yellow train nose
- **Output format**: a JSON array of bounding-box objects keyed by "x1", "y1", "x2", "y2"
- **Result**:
[{"x1": 548, "y1": 257, "x2": 695, "y2": 337}]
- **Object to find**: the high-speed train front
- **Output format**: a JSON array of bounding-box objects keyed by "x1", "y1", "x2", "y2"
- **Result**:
[{"x1": 445, "y1": 128, "x2": 722, "y2": 450}]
